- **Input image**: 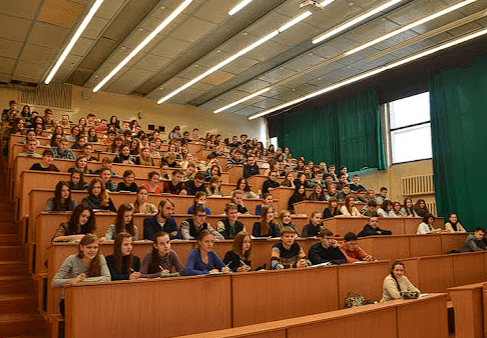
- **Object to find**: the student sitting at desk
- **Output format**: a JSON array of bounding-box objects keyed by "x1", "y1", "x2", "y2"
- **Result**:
[
  {"x1": 81, "y1": 178, "x2": 117, "y2": 212},
  {"x1": 360, "y1": 200, "x2": 379, "y2": 217},
  {"x1": 231, "y1": 190, "x2": 249, "y2": 215},
  {"x1": 381, "y1": 260, "x2": 420, "y2": 302},
  {"x1": 52, "y1": 204, "x2": 100, "y2": 242},
  {"x1": 99, "y1": 167, "x2": 117, "y2": 192},
  {"x1": 185, "y1": 230, "x2": 230, "y2": 276},
  {"x1": 255, "y1": 193, "x2": 275, "y2": 216},
  {"x1": 377, "y1": 200, "x2": 398, "y2": 218},
  {"x1": 277, "y1": 210, "x2": 300, "y2": 236},
  {"x1": 141, "y1": 171, "x2": 162, "y2": 194},
  {"x1": 113, "y1": 144, "x2": 135, "y2": 164},
  {"x1": 216, "y1": 203, "x2": 246, "y2": 239},
  {"x1": 399, "y1": 197, "x2": 418, "y2": 217},
  {"x1": 51, "y1": 234, "x2": 110, "y2": 316},
  {"x1": 322, "y1": 197, "x2": 343, "y2": 219},
  {"x1": 106, "y1": 233, "x2": 142, "y2": 281},
  {"x1": 44, "y1": 181, "x2": 78, "y2": 212},
  {"x1": 162, "y1": 169, "x2": 187, "y2": 195},
  {"x1": 135, "y1": 147, "x2": 155, "y2": 166},
  {"x1": 308, "y1": 228, "x2": 347, "y2": 265},
  {"x1": 287, "y1": 184, "x2": 307, "y2": 214},
  {"x1": 444, "y1": 213, "x2": 467, "y2": 233},
  {"x1": 223, "y1": 231, "x2": 252, "y2": 272},
  {"x1": 116, "y1": 170, "x2": 138, "y2": 192},
  {"x1": 271, "y1": 226, "x2": 308, "y2": 270},
  {"x1": 69, "y1": 169, "x2": 88, "y2": 190},
  {"x1": 143, "y1": 198, "x2": 179, "y2": 240},
  {"x1": 461, "y1": 227, "x2": 486, "y2": 252},
  {"x1": 187, "y1": 191, "x2": 212, "y2": 215},
  {"x1": 340, "y1": 195, "x2": 362, "y2": 217},
  {"x1": 18, "y1": 138, "x2": 41, "y2": 157},
  {"x1": 252, "y1": 205, "x2": 280, "y2": 238},
  {"x1": 68, "y1": 155, "x2": 92, "y2": 175},
  {"x1": 236, "y1": 177, "x2": 257, "y2": 199},
  {"x1": 358, "y1": 217, "x2": 392, "y2": 237},
  {"x1": 206, "y1": 175, "x2": 224, "y2": 197},
  {"x1": 28, "y1": 149, "x2": 60, "y2": 172},
  {"x1": 302, "y1": 211, "x2": 323, "y2": 238},
  {"x1": 339, "y1": 232, "x2": 374, "y2": 263},
  {"x1": 132, "y1": 186, "x2": 157, "y2": 214},
  {"x1": 105, "y1": 203, "x2": 138, "y2": 241},
  {"x1": 307, "y1": 184, "x2": 326, "y2": 202},
  {"x1": 51, "y1": 137, "x2": 76, "y2": 160},
  {"x1": 180, "y1": 205, "x2": 223, "y2": 240},
  {"x1": 417, "y1": 213, "x2": 444, "y2": 234},
  {"x1": 140, "y1": 231, "x2": 185, "y2": 277}
]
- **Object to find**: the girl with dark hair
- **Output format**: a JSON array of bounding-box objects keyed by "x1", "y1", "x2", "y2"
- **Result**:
[
  {"x1": 51, "y1": 234, "x2": 110, "y2": 316},
  {"x1": 113, "y1": 144, "x2": 135, "y2": 164},
  {"x1": 223, "y1": 231, "x2": 252, "y2": 272},
  {"x1": 187, "y1": 191, "x2": 212, "y2": 215},
  {"x1": 414, "y1": 198, "x2": 429, "y2": 217},
  {"x1": 287, "y1": 184, "x2": 307, "y2": 213},
  {"x1": 105, "y1": 233, "x2": 141, "y2": 280},
  {"x1": 381, "y1": 260, "x2": 420, "y2": 302},
  {"x1": 377, "y1": 200, "x2": 397, "y2": 218},
  {"x1": 308, "y1": 184, "x2": 325, "y2": 202},
  {"x1": 21, "y1": 105, "x2": 31, "y2": 119},
  {"x1": 108, "y1": 116, "x2": 120, "y2": 130},
  {"x1": 417, "y1": 213, "x2": 443, "y2": 234},
  {"x1": 132, "y1": 186, "x2": 157, "y2": 214},
  {"x1": 106, "y1": 135, "x2": 124, "y2": 154},
  {"x1": 69, "y1": 169, "x2": 88, "y2": 190},
  {"x1": 444, "y1": 213, "x2": 467, "y2": 232},
  {"x1": 49, "y1": 133, "x2": 62, "y2": 148},
  {"x1": 399, "y1": 197, "x2": 418, "y2": 217},
  {"x1": 185, "y1": 230, "x2": 230, "y2": 276},
  {"x1": 140, "y1": 232, "x2": 185, "y2": 277},
  {"x1": 29, "y1": 149, "x2": 60, "y2": 172},
  {"x1": 236, "y1": 177, "x2": 257, "y2": 199},
  {"x1": 44, "y1": 181, "x2": 77, "y2": 211},
  {"x1": 206, "y1": 176, "x2": 223, "y2": 197},
  {"x1": 105, "y1": 203, "x2": 138, "y2": 241},
  {"x1": 81, "y1": 178, "x2": 117, "y2": 212},
  {"x1": 52, "y1": 204, "x2": 98, "y2": 242},
  {"x1": 392, "y1": 201, "x2": 403, "y2": 217},
  {"x1": 33, "y1": 123, "x2": 46, "y2": 138},
  {"x1": 204, "y1": 164, "x2": 221, "y2": 182},
  {"x1": 87, "y1": 127, "x2": 98, "y2": 143},
  {"x1": 71, "y1": 136, "x2": 86, "y2": 150},
  {"x1": 322, "y1": 197, "x2": 343, "y2": 219},
  {"x1": 67, "y1": 125, "x2": 80, "y2": 142},
  {"x1": 116, "y1": 170, "x2": 138, "y2": 192}
]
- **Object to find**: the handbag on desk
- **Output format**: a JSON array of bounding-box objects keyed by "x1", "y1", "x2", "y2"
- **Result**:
[{"x1": 345, "y1": 292, "x2": 366, "y2": 308}]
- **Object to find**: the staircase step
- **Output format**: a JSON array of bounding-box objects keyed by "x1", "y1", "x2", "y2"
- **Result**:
[
  {"x1": 0, "y1": 276, "x2": 33, "y2": 295},
  {"x1": 0, "y1": 313, "x2": 47, "y2": 337},
  {"x1": 0, "y1": 234, "x2": 19, "y2": 245},
  {"x1": 0, "y1": 222, "x2": 19, "y2": 234},
  {"x1": 0, "y1": 261, "x2": 28, "y2": 275},
  {"x1": 0, "y1": 246, "x2": 28, "y2": 261},
  {"x1": 0, "y1": 293, "x2": 37, "y2": 315}
]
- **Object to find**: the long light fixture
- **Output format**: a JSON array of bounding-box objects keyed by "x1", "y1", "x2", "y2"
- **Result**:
[
  {"x1": 157, "y1": 0, "x2": 336, "y2": 104},
  {"x1": 215, "y1": 0, "x2": 477, "y2": 114},
  {"x1": 229, "y1": 0, "x2": 254, "y2": 16},
  {"x1": 248, "y1": 27, "x2": 487, "y2": 120},
  {"x1": 214, "y1": 87, "x2": 270, "y2": 113},
  {"x1": 345, "y1": 0, "x2": 477, "y2": 56},
  {"x1": 93, "y1": 0, "x2": 193, "y2": 92},
  {"x1": 312, "y1": 0, "x2": 403, "y2": 44},
  {"x1": 44, "y1": 0, "x2": 105, "y2": 84}
]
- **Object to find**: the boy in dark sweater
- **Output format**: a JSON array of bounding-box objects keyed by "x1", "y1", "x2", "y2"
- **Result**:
[
  {"x1": 308, "y1": 228, "x2": 347, "y2": 265},
  {"x1": 271, "y1": 227, "x2": 308, "y2": 269}
]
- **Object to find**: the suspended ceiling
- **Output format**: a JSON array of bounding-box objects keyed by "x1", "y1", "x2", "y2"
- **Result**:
[{"x1": 1, "y1": 0, "x2": 486, "y2": 117}]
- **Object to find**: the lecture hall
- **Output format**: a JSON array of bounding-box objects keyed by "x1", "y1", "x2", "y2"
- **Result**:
[{"x1": 1, "y1": 0, "x2": 487, "y2": 337}]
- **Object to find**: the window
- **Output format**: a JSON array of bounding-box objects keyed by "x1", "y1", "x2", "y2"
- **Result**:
[{"x1": 389, "y1": 93, "x2": 432, "y2": 164}]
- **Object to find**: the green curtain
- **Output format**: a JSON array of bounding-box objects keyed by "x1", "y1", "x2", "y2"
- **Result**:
[
  {"x1": 275, "y1": 90, "x2": 385, "y2": 172},
  {"x1": 429, "y1": 55, "x2": 487, "y2": 231}
]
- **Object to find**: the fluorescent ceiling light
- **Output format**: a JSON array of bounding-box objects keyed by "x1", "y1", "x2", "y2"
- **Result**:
[
  {"x1": 93, "y1": 0, "x2": 193, "y2": 92},
  {"x1": 229, "y1": 0, "x2": 254, "y2": 16},
  {"x1": 345, "y1": 0, "x2": 478, "y2": 56},
  {"x1": 279, "y1": 11, "x2": 312, "y2": 32},
  {"x1": 312, "y1": 0, "x2": 403, "y2": 44},
  {"x1": 248, "y1": 28, "x2": 487, "y2": 120},
  {"x1": 44, "y1": 0, "x2": 105, "y2": 84},
  {"x1": 158, "y1": 0, "x2": 337, "y2": 104},
  {"x1": 157, "y1": 30, "x2": 278, "y2": 104},
  {"x1": 217, "y1": 0, "x2": 474, "y2": 114},
  {"x1": 214, "y1": 88, "x2": 270, "y2": 113}
]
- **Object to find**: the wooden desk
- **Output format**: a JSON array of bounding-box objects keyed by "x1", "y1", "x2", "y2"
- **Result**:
[
  {"x1": 356, "y1": 233, "x2": 469, "y2": 261},
  {"x1": 65, "y1": 274, "x2": 233, "y2": 338},
  {"x1": 246, "y1": 175, "x2": 285, "y2": 196},
  {"x1": 449, "y1": 282, "x2": 485, "y2": 338},
  {"x1": 294, "y1": 200, "x2": 366, "y2": 218}
]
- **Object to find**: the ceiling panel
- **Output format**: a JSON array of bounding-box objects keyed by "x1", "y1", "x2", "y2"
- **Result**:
[
  {"x1": 28, "y1": 22, "x2": 70, "y2": 48},
  {"x1": 37, "y1": 0, "x2": 85, "y2": 28},
  {"x1": 0, "y1": 0, "x2": 41, "y2": 19},
  {"x1": 0, "y1": 38, "x2": 23, "y2": 59},
  {"x1": 194, "y1": 0, "x2": 234, "y2": 24},
  {"x1": 14, "y1": 60, "x2": 50, "y2": 79},
  {"x1": 150, "y1": 37, "x2": 192, "y2": 58},
  {"x1": 0, "y1": 56, "x2": 16, "y2": 74},
  {"x1": 20, "y1": 44, "x2": 58, "y2": 64},
  {"x1": 170, "y1": 17, "x2": 217, "y2": 43},
  {"x1": 0, "y1": 15, "x2": 31, "y2": 42}
]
